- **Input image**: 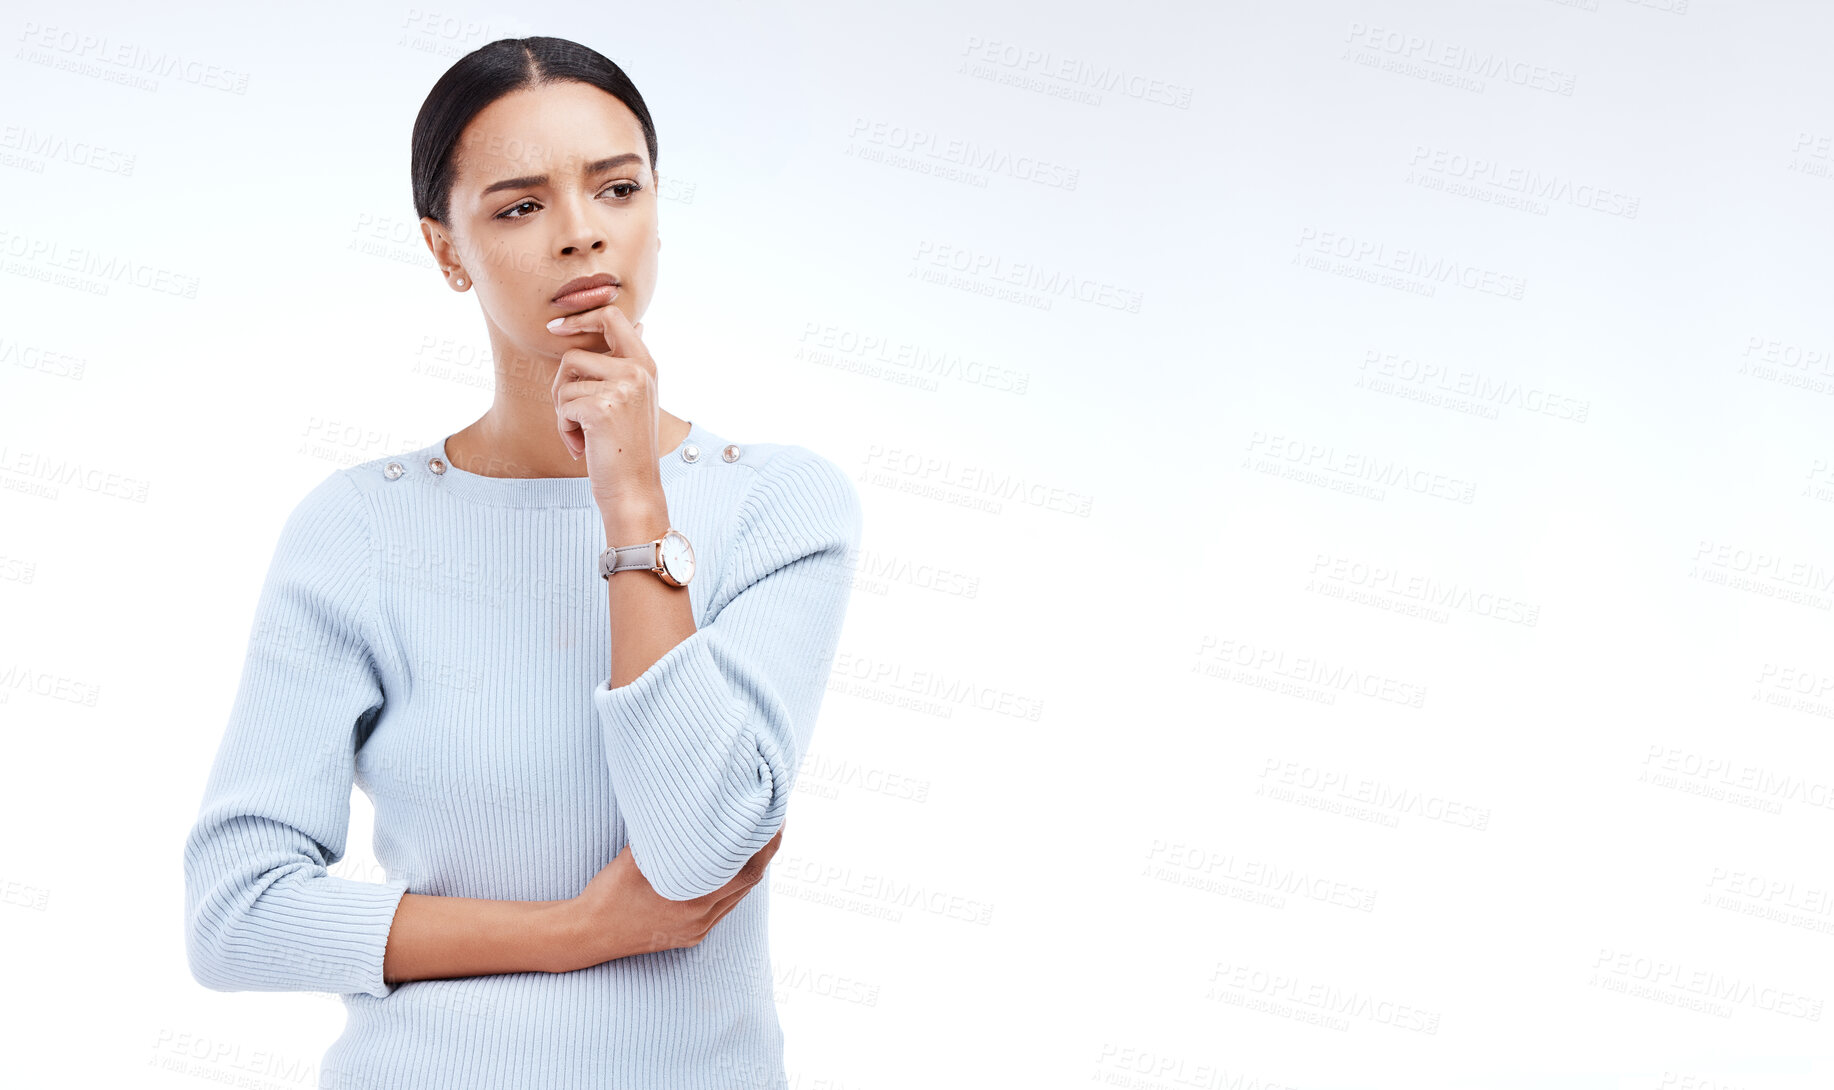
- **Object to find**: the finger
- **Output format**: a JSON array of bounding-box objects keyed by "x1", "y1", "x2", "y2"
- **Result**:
[
  {"x1": 701, "y1": 876, "x2": 755, "y2": 923},
  {"x1": 551, "y1": 305, "x2": 653, "y2": 377},
  {"x1": 555, "y1": 394, "x2": 597, "y2": 460},
  {"x1": 552, "y1": 356, "x2": 598, "y2": 459},
  {"x1": 547, "y1": 302, "x2": 627, "y2": 350},
  {"x1": 596, "y1": 304, "x2": 656, "y2": 379},
  {"x1": 555, "y1": 348, "x2": 647, "y2": 385},
  {"x1": 550, "y1": 305, "x2": 646, "y2": 348},
  {"x1": 552, "y1": 348, "x2": 643, "y2": 459},
  {"x1": 554, "y1": 373, "x2": 653, "y2": 445},
  {"x1": 690, "y1": 854, "x2": 763, "y2": 916},
  {"x1": 718, "y1": 833, "x2": 777, "y2": 894},
  {"x1": 692, "y1": 826, "x2": 787, "y2": 929},
  {"x1": 701, "y1": 849, "x2": 773, "y2": 919}
]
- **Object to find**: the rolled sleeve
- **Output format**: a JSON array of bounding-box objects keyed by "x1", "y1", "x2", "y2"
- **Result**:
[{"x1": 594, "y1": 449, "x2": 863, "y2": 900}]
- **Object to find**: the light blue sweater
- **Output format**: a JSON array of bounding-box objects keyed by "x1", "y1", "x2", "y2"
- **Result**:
[{"x1": 182, "y1": 420, "x2": 862, "y2": 1090}]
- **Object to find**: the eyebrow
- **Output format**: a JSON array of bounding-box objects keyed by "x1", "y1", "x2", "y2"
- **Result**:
[{"x1": 479, "y1": 153, "x2": 646, "y2": 198}]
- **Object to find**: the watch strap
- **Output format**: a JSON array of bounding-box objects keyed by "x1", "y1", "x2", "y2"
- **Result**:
[{"x1": 599, "y1": 541, "x2": 661, "y2": 579}]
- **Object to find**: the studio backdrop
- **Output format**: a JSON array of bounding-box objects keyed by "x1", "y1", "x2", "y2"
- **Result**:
[{"x1": 1, "y1": 2, "x2": 1830, "y2": 1088}]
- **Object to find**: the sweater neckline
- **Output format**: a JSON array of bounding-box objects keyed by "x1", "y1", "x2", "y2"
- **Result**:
[{"x1": 429, "y1": 420, "x2": 702, "y2": 508}]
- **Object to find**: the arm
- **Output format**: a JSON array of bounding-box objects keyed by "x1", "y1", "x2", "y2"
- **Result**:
[
  {"x1": 593, "y1": 448, "x2": 863, "y2": 901},
  {"x1": 183, "y1": 469, "x2": 783, "y2": 993},
  {"x1": 181, "y1": 470, "x2": 440, "y2": 995},
  {"x1": 381, "y1": 892, "x2": 578, "y2": 980}
]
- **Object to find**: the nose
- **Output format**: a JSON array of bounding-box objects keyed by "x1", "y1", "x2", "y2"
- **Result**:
[
  {"x1": 552, "y1": 194, "x2": 607, "y2": 257},
  {"x1": 557, "y1": 234, "x2": 605, "y2": 257}
]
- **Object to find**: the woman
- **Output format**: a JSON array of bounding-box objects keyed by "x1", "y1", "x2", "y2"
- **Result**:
[{"x1": 181, "y1": 37, "x2": 862, "y2": 1089}]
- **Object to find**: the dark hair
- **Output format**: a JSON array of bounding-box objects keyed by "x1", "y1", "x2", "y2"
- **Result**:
[{"x1": 410, "y1": 36, "x2": 658, "y2": 225}]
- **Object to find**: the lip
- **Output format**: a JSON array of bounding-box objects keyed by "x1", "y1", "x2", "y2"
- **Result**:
[{"x1": 551, "y1": 273, "x2": 620, "y2": 310}]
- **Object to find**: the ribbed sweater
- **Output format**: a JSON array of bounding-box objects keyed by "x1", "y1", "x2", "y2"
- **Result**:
[{"x1": 181, "y1": 419, "x2": 862, "y2": 1090}]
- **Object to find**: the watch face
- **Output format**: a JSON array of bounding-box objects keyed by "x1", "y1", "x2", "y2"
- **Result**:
[{"x1": 658, "y1": 530, "x2": 695, "y2": 584}]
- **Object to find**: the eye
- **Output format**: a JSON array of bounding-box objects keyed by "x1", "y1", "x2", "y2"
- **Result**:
[{"x1": 495, "y1": 181, "x2": 640, "y2": 221}]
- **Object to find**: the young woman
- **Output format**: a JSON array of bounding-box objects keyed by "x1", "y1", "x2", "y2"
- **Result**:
[{"x1": 182, "y1": 37, "x2": 861, "y2": 1089}]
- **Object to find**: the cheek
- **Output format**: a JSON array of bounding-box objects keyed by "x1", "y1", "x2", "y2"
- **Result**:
[{"x1": 475, "y1": 239, "x2": 533, "y2": 275}]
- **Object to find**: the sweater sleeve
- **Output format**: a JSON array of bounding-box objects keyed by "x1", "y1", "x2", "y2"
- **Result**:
[
  {"x1": 593, "y1": 448, "x2": 863, "y2": 901},
  {"x1": 181, "y1": 469, "x2": 410, "y2": 998}
]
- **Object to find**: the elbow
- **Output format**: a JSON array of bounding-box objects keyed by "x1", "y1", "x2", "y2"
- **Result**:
[
  {"x1": 629, "y1": 839, "x2": 727, "y2": 902},
  {"x1": 630, "y1": 784, "x2": 785, "y2": 903},
  {"x1": 630, "y1": 835, "x2": 754, "y2": 903},
  {"x1": 183, "y1": 907, "x2": 244, "y2": 993},
  {"x1": 182, "y1": 840, "x2": 248, "y2": 992},
  {"x1": 181, "y1": 850, "x2": 277, "y2": 994},
  {"x1": 183, "y1": 860, "x2": 265, "y2": 993},
  {"x1": 183, "y1": 857, "x2": 228, "y2": 991}
]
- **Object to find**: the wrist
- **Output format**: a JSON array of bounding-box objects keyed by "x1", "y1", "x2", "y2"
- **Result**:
[
  {"x1": 543, "y1": 897, "x2": 610, "y2": 973},
  {"x1": 601, "y1": 492, "x2": 671, "y2": 543}
]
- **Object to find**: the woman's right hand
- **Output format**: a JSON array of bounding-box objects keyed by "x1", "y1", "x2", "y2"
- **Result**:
[{"x1": 559, "y1": 824, "x2": 786, "y2": 969}]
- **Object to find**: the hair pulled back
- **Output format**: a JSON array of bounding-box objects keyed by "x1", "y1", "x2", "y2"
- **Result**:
[{"x1": 410, "y1": 36, "x2": 658, "y2": 225}]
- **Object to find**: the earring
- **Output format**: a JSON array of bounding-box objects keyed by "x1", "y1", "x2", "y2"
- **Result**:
[{"x1": 455, "y1": 275, "x2": 467, "y2": 288}]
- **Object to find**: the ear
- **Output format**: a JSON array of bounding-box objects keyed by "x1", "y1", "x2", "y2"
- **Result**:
[
  {"x1": 419, "y1": 216, "x2": 444, "y2": 257},
  {"x1": 420, "y1": 217, "x2": 460, "y2": 267}
]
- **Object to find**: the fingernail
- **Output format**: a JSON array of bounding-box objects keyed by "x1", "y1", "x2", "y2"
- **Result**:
[{"x1": 547, "y1": 317, "x2": 567, "y2": 332}]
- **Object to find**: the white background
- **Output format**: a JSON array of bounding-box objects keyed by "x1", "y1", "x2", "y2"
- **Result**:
[{"x1": 3, "y1": 1, "x2": 1832, "y2": 1087}]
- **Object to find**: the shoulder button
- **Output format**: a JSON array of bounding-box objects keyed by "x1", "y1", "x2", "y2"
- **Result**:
[
  {"x1": 681, "y1": 443, "x2": 699, "y2": 463},
  {"x1": 383, "y1": 461, "x2": 404, "y2": 480},
  {"x1": 722, "y1": 443, "x2": 741, "y2": 463},
  {"x1": 428, "y1": 457, "x2": 447, "y2": 475}
]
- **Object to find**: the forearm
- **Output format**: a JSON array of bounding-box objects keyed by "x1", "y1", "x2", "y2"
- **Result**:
[
  {"x1": 603, "y1": 492, "x2": 696, "y2": 688},
  {"x1": 590, "y1": 454, "x2": 858, "y2": 901},
  {"x1": 382, "y1": 892, "x2": 596, "y2": 983}
]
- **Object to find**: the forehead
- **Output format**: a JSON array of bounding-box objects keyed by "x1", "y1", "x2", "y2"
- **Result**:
[{"x1": 453, "y1": 81, "x2": 648, "y2": 180}]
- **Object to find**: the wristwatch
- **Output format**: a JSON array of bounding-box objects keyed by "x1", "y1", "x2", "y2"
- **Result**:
[{"x1": 599, "y1": 528, "x2": 695, "y2": 587}]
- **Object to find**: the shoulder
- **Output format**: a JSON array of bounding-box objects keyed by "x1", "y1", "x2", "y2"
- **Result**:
[
  {"x1": 338, "y1": 446, "x2": 426, "y2": 513},
  {"x1": 264, "y1": 464, "x2": 379, "y2": 590},
  {"x1": 726, "y1": 439, "x2": 860, "y2": 547},
  {"x1": 687, "y1": 430, "x2": 860, "y2": 597},
  {"x1": 283, "y1": 464, "x2": 376, "y2": 541},
  {"x1": 250, "y1": 466, "x2": 381, "y2": 644}
]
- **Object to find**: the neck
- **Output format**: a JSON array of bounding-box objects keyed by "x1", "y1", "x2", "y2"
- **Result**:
[{"x1": 448, "y1": 400, "x2": 690, "y2": 480}]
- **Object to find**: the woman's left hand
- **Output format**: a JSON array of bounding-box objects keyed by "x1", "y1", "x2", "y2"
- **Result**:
[{"x1": 549, "y1": 303, "x2": 665, "y2": 512}]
